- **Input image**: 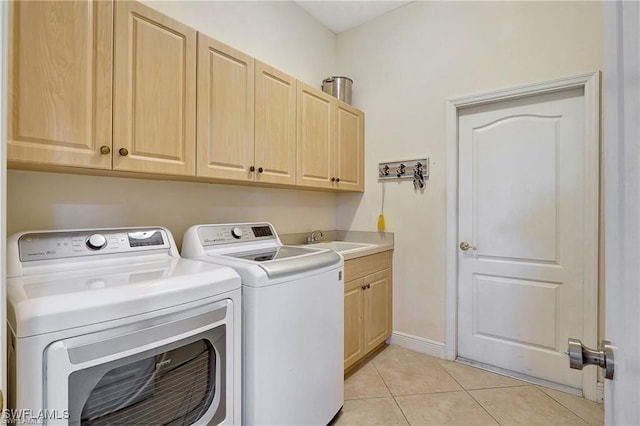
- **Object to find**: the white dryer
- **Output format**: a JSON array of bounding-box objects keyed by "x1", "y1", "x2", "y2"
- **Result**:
[
  {"x1": 7, "y1": 227, "x2": 241, "y2": 426},
  {"x1": 182, "y1": 223, "x2": 344, "y2": 426}
]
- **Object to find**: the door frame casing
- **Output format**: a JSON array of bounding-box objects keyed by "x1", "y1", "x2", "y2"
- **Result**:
[
  {"x1": 445, "y1": 71, "x2": 601, "y2": 401},
  {"x1": 1, "y1": 0, "x2": 8, "y2": 414}
]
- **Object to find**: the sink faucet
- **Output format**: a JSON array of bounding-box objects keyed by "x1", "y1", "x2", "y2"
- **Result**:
[{"x1": 306, "y1": 230, "x2": 323, "y2": 244}]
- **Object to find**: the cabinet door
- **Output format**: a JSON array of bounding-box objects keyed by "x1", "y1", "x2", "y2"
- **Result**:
[
  {"x1": 113, "y1": 2, "x2": 196, "y2": 176},
  {"x1": 335, "y1": 102, "x2": 364, "y2": 192},
  {"x1": 344, "y1": 278, "x2": 365, "y2": 370},
  {"x1": 255, "y1": 61, "x2": 296, "y2": 185},
  {"x1": 8, "y1": 1, "x2": 113, "y2": 169},
  {"x1": 296, "y1": 82, "x2": 335, "y2": 189},
  {"x1": 364, "y1": 268, "x2": 392, "y2": 353},
  {"x1": 197, "y1": 34, "x2": 254, "y2": 181}
]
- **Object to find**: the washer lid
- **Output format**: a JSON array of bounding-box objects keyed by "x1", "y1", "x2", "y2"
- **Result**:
[
  {"x1": 218, "y1": 246, "x2": 342, "y2": 279},
  {"x1": 7, "y1": 258, "x2": 241, "y2": 338},
  {"x1": 223, "y1": 245, "x2": 321, "y2": 262}
]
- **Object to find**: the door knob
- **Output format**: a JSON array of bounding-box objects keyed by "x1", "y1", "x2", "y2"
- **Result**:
[
  {"x1": 99, "y1": 145, "x2": 111, "y2": 155},
  {"x1": 118, "y1": 148, "x2": 129, "y2": 156},
  {"x1": 459, "y1": 241, "x2": 476, "y2": 251},
  {"x1": 567, "y1": 338, "x2": 614, "y2": 379}
]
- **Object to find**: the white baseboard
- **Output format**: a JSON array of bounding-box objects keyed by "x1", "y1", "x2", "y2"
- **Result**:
[{"x1": 388, "y1": 331, "x2": 446, "y2": 359}]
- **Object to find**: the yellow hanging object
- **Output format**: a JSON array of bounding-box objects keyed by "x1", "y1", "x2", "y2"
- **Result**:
[{"x1": 377, "y1": 184, "x2": 386, "y2": 231}]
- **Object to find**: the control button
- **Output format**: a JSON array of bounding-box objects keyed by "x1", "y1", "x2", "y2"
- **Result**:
[
  {"x1": 231, "y1": 227, "x2": 243, "y2": 239},
  {"x1": 86, "y1": 234, "x2": 107, "y2": 250}
]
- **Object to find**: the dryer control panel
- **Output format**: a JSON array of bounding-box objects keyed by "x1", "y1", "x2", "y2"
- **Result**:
[
  {"x1": 197, "y1": 223, "x2": 277, "y2": 246},
  {"x1": 18, "y1": 228, "x2": 171, "y2": 262}
]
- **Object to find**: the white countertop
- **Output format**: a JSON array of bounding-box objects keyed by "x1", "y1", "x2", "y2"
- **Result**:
[{"x1": 281, "y1": 230, "x2": 394, "y2": 260}]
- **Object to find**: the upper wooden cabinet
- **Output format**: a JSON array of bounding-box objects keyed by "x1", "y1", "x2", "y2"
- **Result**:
[
  {"x1": 336, "y1": 102, "x2": 365, "y2": 191},
  {"x1": 254, "y1": 61, "x2": 297, "y2": 185},
  {"x1": 296, "y1": 83, "x2": 335, "y2": 189},
  {"x1": 113, "y1": 2, "x2": 197, "y2": 176},
  {"x1": 7, "y1": 0, "x2": 364, "y2": 191},
  {"x1": 296, "y1": 82, "x2": 364, "y2": 192},
  {"x1": 196, "y1": 34, "x2": 254, "y2": 180},
  {"x1": 8, "y1": 0, "x2": 114, "y2": 169},
  {"x1": 196, "y1": 42, "x2": 296, "y2": 185}
]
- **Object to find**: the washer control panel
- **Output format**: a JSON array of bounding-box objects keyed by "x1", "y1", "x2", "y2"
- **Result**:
[
  {"x1": 18, "y1": 228, "x2": 170, "y2": 262},
  {"x1": 197, "y1": 223, "x2": 277, "y2": 246}
]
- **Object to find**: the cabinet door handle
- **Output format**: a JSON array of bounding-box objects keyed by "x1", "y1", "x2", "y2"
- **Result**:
[
  {"x1": 250, "y1": 166, "x2": 255, "y2": 172},
  {"x1": 331, "y1": 177, "x2": 336, "y2": 182},
  {"x1": 258, "y1": 167, "x2": 264, "y2": 173},
  {"x1": 336, "y1": 177, "x2": 340, "y2": 182},
  {"x1": 361, "y1": 285, "x2": 366, "y2": 290},
  {"x1": 99, "y1": 145, "x2": 111, "y2": 155},
  {"x1": 367, "y1": 284, "x2": 371, "y2": 289},
  {"x1": 118, "y1": 148, "x2": 129, "y2": 156}
]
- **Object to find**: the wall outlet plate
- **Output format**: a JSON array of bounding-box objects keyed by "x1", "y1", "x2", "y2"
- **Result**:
[{"x1": 378, "y1": 158, "x2": 429, "y2": 181}]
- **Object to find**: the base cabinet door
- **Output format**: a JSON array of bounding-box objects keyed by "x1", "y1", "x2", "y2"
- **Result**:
[
  {"x1": 364, "y1": 269, "x2": 392, "y2": 353},
  {"x1": 113, "y1": 1, "x2": 196, "y2": 176},
  {"x1": 343, "y1": 251, "x2": 393, "y2": 371},
  {"x1": 8, "y1": 0, "x2": 113, "y2": 169},
  {"x1": 344, "y1": 278, "x2": 365, "y2": 370}
]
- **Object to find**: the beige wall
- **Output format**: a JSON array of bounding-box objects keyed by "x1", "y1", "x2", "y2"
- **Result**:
[
  {"x1": 335, "y1": 1, "x2": 603, "y2": 343},
  {"x1": 7, "y1": 171, "x2": 337, "y2": 248},
  {"x1": 141, "y1": 0, "x2": 338, "y2": 85},
  {"x1": 7, "y1": 1, "x2": 339, "y2": 246}
]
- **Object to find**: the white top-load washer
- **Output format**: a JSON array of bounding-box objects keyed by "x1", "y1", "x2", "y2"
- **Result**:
[
  {"x1": 7, "y1": 227, "x2": 241, "y2": 426},
  {"x1": 182, "y1": 223, "x2": 344, "y2": 426}
]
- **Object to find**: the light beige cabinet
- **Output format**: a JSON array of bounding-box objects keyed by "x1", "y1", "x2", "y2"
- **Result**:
[
  {"x1": 113, "y1": 1, "x2": 196, "y2": 176},
  {"x1": 8, "y1": 0, "x2": 363, "y2": 191},
  {"x1": 335, "y1": 103, "x2": 365, "y2": 191},
  {"x1": 296, "y1": 82, "x2": 334, "y2": 189},
  {"x1": 344, "y1": 251, "x2": 393, "y2": 371},
  {"x1": 9, "y1": 1, "x2": 197, "y2": 177},
  {"x1": 196, "y1": 39, "x2": 296, "y2": 185},
  {"x1": 196, "y1": 34, "x2": 254, "y2": 180},
  {"x1": 8, "y1": 0, "x2": 114, "y2": 169},
  {"x1": 254, "y1": 61, "x2": 297, "y2": 185},
  {"x1": 296, "y1": 83, "x2": 364, "y2": 192}
]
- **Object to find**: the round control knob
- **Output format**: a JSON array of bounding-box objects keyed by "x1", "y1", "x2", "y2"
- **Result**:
[
  {"x1": 86, "y1": 234, "x2": 107, "y2": 250},
  {"x1": 231, "y1": 227, "x2": 243, "y2": 239}
]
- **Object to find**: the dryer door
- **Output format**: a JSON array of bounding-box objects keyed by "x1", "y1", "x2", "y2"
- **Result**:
[{"x1": 44, "y1": 299, "x2": 233, "y2": 426}]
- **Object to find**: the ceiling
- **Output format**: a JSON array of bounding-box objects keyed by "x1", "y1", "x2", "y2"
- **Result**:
[{"x1": 294, "y1": 1, "x2": 414, "y2": 33}]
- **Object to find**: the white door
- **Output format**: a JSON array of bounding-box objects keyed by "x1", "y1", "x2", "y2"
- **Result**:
[
  {"x1": 603, "y1": 0, "x2": 640, "y2": 423},
  {"x1": 457, "y1": 86, "x2": 597, "y2": 392}
]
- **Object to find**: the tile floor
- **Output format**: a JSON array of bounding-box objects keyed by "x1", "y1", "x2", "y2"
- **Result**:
[{"x1": 335, "y1": 345, "x2": 604, "y2": 426}]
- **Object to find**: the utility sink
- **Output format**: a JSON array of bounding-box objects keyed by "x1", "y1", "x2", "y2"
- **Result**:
[{"x1": 307, "y1": 241, "x2": 375, "y2": 253}]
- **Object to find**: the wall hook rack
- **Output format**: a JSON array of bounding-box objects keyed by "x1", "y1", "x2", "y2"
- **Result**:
[{"x1": 378, "y1": 158, "x2": 429, "y2": 188}]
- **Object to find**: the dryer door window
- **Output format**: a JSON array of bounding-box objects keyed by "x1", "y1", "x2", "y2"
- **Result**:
[{"x1": 69, "y1": 337, "x2": 221, "y2": 425}]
